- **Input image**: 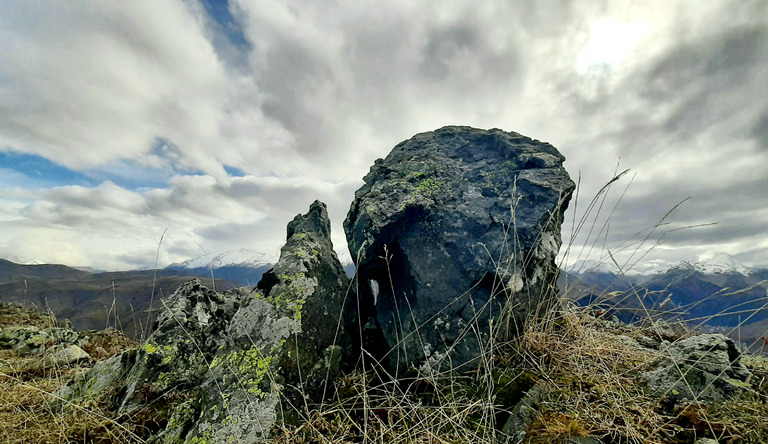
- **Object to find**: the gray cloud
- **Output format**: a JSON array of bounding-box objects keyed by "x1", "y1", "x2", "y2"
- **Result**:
[
  {"x1": 0, "y1": 0, "x2": 767, "y2": 270},
  {"x1": 751, "y1": 108, "x2": 768, "y2": 148}
]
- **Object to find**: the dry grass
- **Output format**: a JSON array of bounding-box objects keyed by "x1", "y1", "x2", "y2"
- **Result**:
[
  {"x1": 268, "y1": 370, "x2": 502, "y2": 443},
  {"x1": 506, "y1": 303, "x2": 768, "y2": 443},
  {"x1": 0, "y1": 303, "x2": 142, "y2": 444},
  {"x1": 515, "y1": 309, "x2": 670, "y2": 443}
]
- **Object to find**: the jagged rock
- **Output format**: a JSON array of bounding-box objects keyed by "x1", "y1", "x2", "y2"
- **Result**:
[
  {"x1": 57, "y1": 280, "x2": 255, "y2": 439},
  {"x1": 255, "y1": 200, "x2": 350, "y2": 420},
  {"x1": 642, "y1": 334, "x2": 751, "y2": 404},
  {"x1": 344, "y1": 126, "x2": 575, "y2": 373},
  {"x1": 58, "y1": 201, "x2": 349, "y2": 443}
]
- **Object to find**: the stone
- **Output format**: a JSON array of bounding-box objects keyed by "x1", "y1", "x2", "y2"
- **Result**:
[
  {"x1": 58, "y1": 200, "x2": 350, "y2": 443},
  {"x1": 641, "y1": 334, "x2": 751, "y2": 404},
  {"x1": 0, "y1": 324, "x2": 81, "y2": 354},
  {"x1": 0, "y1": 326, "x2": 42, "y2": 351},
  {"x1": 55, "y1": 349, "x2": 141, "y2": 404},
  {"x1": 42, "y1": 344, "x2": 90, "y2": 367},
  {"x1": 43, "y1": 326, "x2": 80, "y2": 344},
  {"x1": 501, "y1": 381, "x2": 548, "y2": 443},
  {"x1": 344, "y1": 126, "x2": 575, "y2": 373},
  {"x1": 566, "y1": 438, "x2": 602, "y2": 444},
  {"x1": 255, "y1": 200, "x2": 350, "y2": 420}
]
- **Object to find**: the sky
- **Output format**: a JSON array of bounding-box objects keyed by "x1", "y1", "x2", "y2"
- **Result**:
[{"x1": 1, "y1": 0, "x2": 767, "y2": 271}]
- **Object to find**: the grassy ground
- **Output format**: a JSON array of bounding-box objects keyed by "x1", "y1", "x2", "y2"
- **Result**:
[
  {"x1": 0, "y1": 303, "x2": 141, "y2": 443},
  {"x1": 265, "y1": 306, "x2": 768, "y2": 444},
  {"x1": 2, "y1": 298, "x2": 767, "y2": 443}
]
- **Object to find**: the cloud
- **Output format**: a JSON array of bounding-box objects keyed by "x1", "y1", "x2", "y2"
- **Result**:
[
  {"x1": 0, "y1": 174, "x2": 357, "y2": 269},
  {"x1": 0, "y1": 1, "x2": 280, "y2": 179},
  {"x1": 0, "y1": 0, "x2": 767, "y2": 269}
]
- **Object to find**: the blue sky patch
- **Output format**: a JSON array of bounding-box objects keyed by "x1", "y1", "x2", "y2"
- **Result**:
[
  {"x1": 0, "y1": 148, "x2": 202, "y2": 191},
  {"x1": 0, "y1": 150, "x2": 93, "y2": 188},
  {"x1": 85, "y1": 162, "x2": 177, "y2": 191},
  {"x1": 200, "y1": 0, "x2": 249, "y2": 47},
  {"x1": 224, "y1": 165, "x2": 246, "y2": 177}
]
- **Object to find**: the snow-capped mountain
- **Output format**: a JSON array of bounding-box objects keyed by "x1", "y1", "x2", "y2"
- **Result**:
[
  {"x1": 1, "y1": 254, "x2": 42, "y2": 265},
  {"x1": 566, "y1": 253, "x2": 758, "y2": 277},
  {"x1": 166, "y1": 248, "x2": 277, "y2": 286},
  {"x1": 168, "y1": 248, "x2": 277, "y2": 270},
  {"x1": 563, "y1": 252, "x2": 768, "y2": 333},
  {"x1": 671, "y1": 253, "x2": 754, "y2": 275},
  {"x1": 565, "y1": 258, "x2": 669, "y2": 277}
]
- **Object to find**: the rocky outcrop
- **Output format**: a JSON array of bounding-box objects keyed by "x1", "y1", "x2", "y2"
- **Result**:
[
  {"x1": 642, "y1": 333, "x2": 751, "y2": 404},
  {"x1": 255, "y1": 200, "x2": 351, "y2": 420},
  {"x1": 0, "y1": 311, "x2": 131, "y2": 369},
  {"x1": 344, "y1": 126, "x2": 575, "y2": 373},
  {"x1": 57, "y1": 281, "x2": 259, "y2": 441},
  {"x1": 58, "y1": 201, "x2": 350, "y2": 443}
]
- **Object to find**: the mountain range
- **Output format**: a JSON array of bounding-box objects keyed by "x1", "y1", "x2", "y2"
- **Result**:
[
  {"x1": 2, "y1": 252, "x2": 766, "y2": 350},
  {"x1": 165, "y1": 248, "x2": 356, "y2": 283},
  {"x1": 165, "y1": 248, "x2": 276, "y2": 286},
  {"x1": 560, "y1": 253, "x2": 768, "y2": 352}
]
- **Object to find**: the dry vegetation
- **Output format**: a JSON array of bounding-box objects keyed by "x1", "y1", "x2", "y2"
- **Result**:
[
  {"x1": 515, "y1": 309, "x2": 768, "y2": 443},
  {"x1": 2, "y1": 289, "x2": 768, "y2": 443},
  {"x1": 0, "y1": 303, "x2": 142, "y2": 443},
  {"x1": 264, "y1": 304, "x2": 768, "y2": 444}
]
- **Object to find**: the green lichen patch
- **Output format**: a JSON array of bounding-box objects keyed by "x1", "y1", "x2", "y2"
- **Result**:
[{"x1": 210, "y1": 347, "x2": 275, "y2": 398}]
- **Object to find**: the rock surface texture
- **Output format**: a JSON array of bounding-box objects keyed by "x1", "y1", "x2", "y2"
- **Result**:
[
  {"x1": 59, "y1": 201, "x2": 349, "y2": 443},
  {"x1": 255, "y1": 200, "x2": 350, "y2": 420},
  {"x1": 642, "y1": 333, "x2": 751, "y2": 404},
  {"x1": 344, "y1": 126, "x2": 575, "y2": 373}
]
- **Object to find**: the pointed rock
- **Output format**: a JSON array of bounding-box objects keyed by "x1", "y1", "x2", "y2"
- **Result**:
[{"x1": 58, "y1": 201, "x2": 350, "y2": 443}]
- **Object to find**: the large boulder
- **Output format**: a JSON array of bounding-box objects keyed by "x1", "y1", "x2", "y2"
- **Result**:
[
  {"x1": 344, "y1": 126, "x2": 575, "y2": 373},
  {"x1": 58, "y1": 201, "x2": 350, "y2": 443}
]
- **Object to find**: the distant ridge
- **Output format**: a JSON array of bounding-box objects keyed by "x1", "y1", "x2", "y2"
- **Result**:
[
  {"x1": 0, "y1": 258, "x2": 235, "y2": 338},
  {"x1": 0, "y1": 258, "x2": 90, "y2": 282}
]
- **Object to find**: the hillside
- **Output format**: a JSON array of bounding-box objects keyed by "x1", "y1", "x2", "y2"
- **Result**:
[
  {"x1": 0, "y1": 258, "x2": 90, "y2": 282},
  {"x1": 0, "y1": 263, "x2": 237, "y2": 339}
]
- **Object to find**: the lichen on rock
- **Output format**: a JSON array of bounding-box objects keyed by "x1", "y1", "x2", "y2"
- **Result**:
[
  {"x1": 641, "y1": 333, "x2": 752, "y2": 405},
  {"x1": 56, "y1": 200, "x2": 350, "y2": 443},
  {"x1": 344, "y1": 126, "x2": 575, "y2": 374}
]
